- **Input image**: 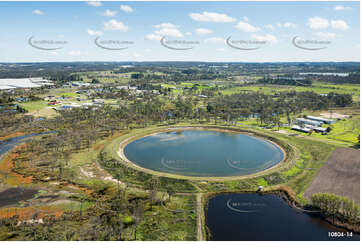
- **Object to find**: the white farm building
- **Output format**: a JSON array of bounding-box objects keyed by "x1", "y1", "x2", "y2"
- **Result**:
[
  {"x1": 306, "y1": 115, "x2": 336, "y2": 124},
  {"x1": 0, "y1": 77, "x2": 54, "y2": 90}
]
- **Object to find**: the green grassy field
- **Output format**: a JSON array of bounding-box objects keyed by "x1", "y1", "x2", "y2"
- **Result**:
[
  {"x1": 16, "y1": 100, "x2": 49, "y2": 112},
  {"x1": 221, "y1": 82, "x2": 360, "y2": 101}
]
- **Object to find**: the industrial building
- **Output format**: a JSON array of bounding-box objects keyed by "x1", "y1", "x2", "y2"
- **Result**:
[
  {"x1": 306, "y1": 115, "x2": 336, "y2": 124},
  {"x1": 296, "y1": 118, "x2": 323, "y2": 127},
  {"x1": 0, "y1": 77, "x2": 54, "y2": 90},
  {"x1": 291, "y1": 125, "x2": 311, "y2": 133}
]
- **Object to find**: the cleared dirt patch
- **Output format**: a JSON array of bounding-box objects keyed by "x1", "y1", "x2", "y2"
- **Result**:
[
  {"x1": 320, "y1": 112, "x2": 350, "y2": 119},
  {"x1": 304, "y1": 147, "x2": 360, "y2": 204}
]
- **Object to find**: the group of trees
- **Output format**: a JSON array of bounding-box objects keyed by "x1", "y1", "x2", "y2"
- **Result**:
[
  {"x1": 311, "y1": 193, "x2": 360, "y2": 224},
  {"x1": 259, "y1": 77, "x2": 313, "y2": 86}
]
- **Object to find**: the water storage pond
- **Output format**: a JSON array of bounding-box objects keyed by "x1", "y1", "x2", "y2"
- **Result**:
[
  {"x1": 207, "y1": 193, "x2": 359, "y2": 241},
  {"x1": 123, "y1": 130, "x2": 284, "y2": 177}
]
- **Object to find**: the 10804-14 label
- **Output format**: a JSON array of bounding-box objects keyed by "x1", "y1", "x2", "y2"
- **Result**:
[{"x1": 328, "y1": 232, "x2": 353, "y2": 237}]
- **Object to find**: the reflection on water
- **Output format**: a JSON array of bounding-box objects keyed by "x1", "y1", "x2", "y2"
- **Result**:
[
  {"x1": 124, "y1": 130, "x2": 284, "y2": 177},
  {"x1": 207, "y1": 193, "x2": 359, "y2": 241},
  {"x1": 0, "y1": 131, "x2": 55, "y2": 160}
]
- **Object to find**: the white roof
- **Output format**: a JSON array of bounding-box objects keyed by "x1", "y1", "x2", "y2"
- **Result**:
[
  {"x1": 306, "y1": 115, "x2": 334, "y2": 122},
  {"x1": 292, "y1": 125, "x2": 311, "y2": 132},
  {"x1": 0, "y1": 78, "x2": 53, "y2": 89},
  {"x1": 0, "y1": 85, "x2": 15, "y2": 90}
]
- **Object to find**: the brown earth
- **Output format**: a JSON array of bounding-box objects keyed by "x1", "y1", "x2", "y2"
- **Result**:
[{"x1": 304, "y1": 147, "x2": 360, "y2": 204}]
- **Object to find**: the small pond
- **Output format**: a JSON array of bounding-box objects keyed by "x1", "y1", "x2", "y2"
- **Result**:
[{"x1": 206, "y1": 193, "x2": 359, "y2": 241}]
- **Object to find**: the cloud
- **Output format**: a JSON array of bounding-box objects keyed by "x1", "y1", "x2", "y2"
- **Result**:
[
  {"x1": 120, "y1": 5, "x2": 133, "y2": 13},
  {"x1": 104, "y1": 19, "x2": 128, "y2": 31},
  {"x1": 154, "y1": 23, "x2": 177, "y2": 29},
  {"x1": 185, "y1": 32, "x2": 192, "y2": 36},
  {"x1": 155, "y1": 28, "x2": 183, "y2": 38},
  {"x1": 102, "y1": 10, "x2": 117, "y2": 17},
  {"x1": 33, "y1": 9, "x2": 44, "y2": 15},
  {"x1": 307, "y1": 17, "x2": 329, "y2": 29},
  {"x1": 189, "y1": 11, "x2": 236, "y2": 23},
  {"x1": 264, "y1": 24, "x2": 275, "y2": 30},
  {"x1": 68, "y1": 50, "x2": 82, "y2": 56},
  {"x1": 243, "y1": 16, "x2": 249, "y2": 22},
  {"x1": 195, "y1": 28, "x2": 213, "y2": 35},
  {"x1": 334, "y1": 6, "x2": 351, "y2": 11},
  {"x1": 314, "y1": 32, "x2": 336, "y2": 40},
  {"x1": 278, "y1": 22, "x2": 296, "y2": 28},
  {"x1": 87, "y1": 1, "x2": 102, "y2": 7},
  {"x1": 147, "y1": 23, "x2": 183, "y2": 38},
  {"x1": 331, "y1": 19, "x2": 349, "y2": 31},
  {"x1": 146, "y1": 34, "x2": 161, "y2": 41},
  {"x1": 251, "y1": 34, "x2": 278, "y2": 44},
  {"x1": 146, "y1": 23, "x2": 184, "y2": 40},
  {"x1": 235, "y1": 21, "x2": 261, "y2": 32},
  {"x1": 204, "y1": 37, "x2": 225, "y2": 44},
  {"x1": 87, "y1": 29, "x2": 103, "y2": 36}
]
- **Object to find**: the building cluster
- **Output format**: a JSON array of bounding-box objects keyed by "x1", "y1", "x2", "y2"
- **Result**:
[{"x1": 292, "y1": 115, "x2": 336, "y2": 134}]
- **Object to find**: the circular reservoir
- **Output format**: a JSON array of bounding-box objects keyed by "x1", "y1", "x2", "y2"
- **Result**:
[{"x1": 123, "y1": 130, "x2": 284, "y2": 177}]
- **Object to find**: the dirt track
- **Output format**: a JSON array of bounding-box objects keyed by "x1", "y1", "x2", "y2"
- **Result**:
[{"x1": 304, "y1": 147, "x2": 360, "y2": 204}]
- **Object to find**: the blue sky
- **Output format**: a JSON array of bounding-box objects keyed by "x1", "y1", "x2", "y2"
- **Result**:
[{"x1": 0, "y1": 1, "x2": 359, "y2": 62}]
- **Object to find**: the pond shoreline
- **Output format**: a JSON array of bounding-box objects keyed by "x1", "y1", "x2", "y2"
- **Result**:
[
  {"x1": 204, "y1": 187, "x2": 360, "y2": 241},
  {"x1": 117, "y1": 126, "x2": 289, "y2": 181}
]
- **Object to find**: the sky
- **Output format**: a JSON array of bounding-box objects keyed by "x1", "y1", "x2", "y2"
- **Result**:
[{"x1": 0, "y1": 1, "x2": 359, "y2": 62}]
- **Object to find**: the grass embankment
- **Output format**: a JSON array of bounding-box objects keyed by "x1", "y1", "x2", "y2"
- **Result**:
[{"x1": 102, "y1": 123, "x2": 337, "y2": 204}]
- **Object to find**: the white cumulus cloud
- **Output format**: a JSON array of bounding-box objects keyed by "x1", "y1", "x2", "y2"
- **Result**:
[
  {"x1": 154, "y1": 23, "x2": 183, "y2": 37},
  {"x1": 307, "y1": 17, "x2": 329, "y2": 29},
  {"x1": 154, "y1": 23, "x2": 177, "y2": 29},
  {"x1": 87, "y1": 1, "x2": 102, "y2": 7},
  {"x1": 334, "y1": 6, "x2": 351, "y2": 11},
  {"x1": 102, "y1": 10, "x2": 117, "y2": 17},
  {"x1": 155, "y1": 28, "x2": 183, "y2": 38},
  {"x1": 251, "y1": 34, "x2": 278, "y2": 44},
  {"x1": 146, "y1": 23, "x2": 183, "y2": 40},
  {"x1": 104, "y1": 19, "x2": 128, "y2": 31},
  {"x1": 195, "y1": 28, "x2": 213, "y2": 35},
  {"x1": 189, "y1": 11, "x2": 236, "y2": 23},
  {"x1": 235, "y1": 21, "x2": 261, "y2": 32},
  {"x1": 277, "y1": 22, "x2": 296, "y2": 28},
  {"x1": 33, "y1": 9, "x2": 44, "y2": 15},
  {"x1": 331, "y1": 19, "x2": 349, "y2": 31},
  {"x1": 120, "y1": 5, "x2": 133, "y2": 13},
  {"x1": 146, "y1": 34, "x2": 161, "y2": 41},
  {"x1": 87, "y1": 29, "x2": 103, "y2": 36}
]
